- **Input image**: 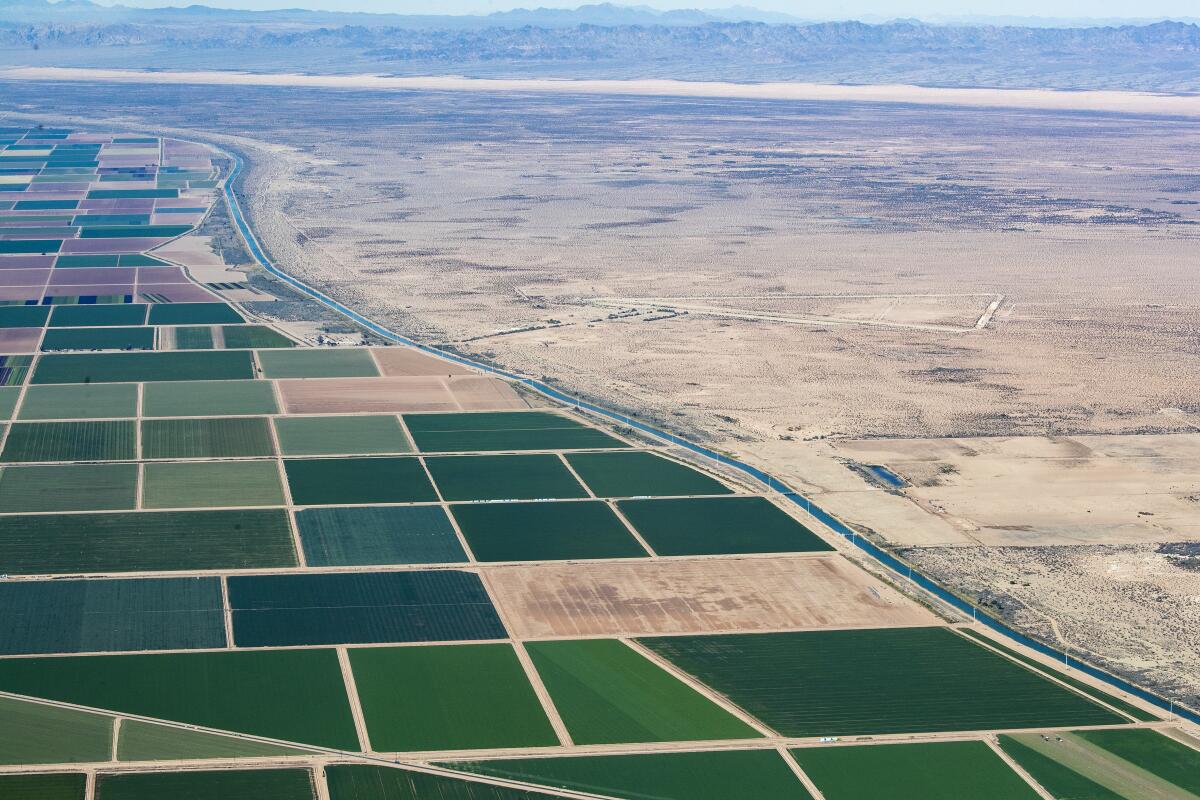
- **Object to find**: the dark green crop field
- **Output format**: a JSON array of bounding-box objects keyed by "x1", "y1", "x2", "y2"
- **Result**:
[
  {"x1": 40, "y1": 327, "x2": 155, "y2": 352},
  {"x1": 0, "y1": 696, "x2": 113, "y2": 766},
  {"x1": 228, "y1": 570, "x2": 506, "y2": 647},
  {"x1": 284, "y1": 457, "x2": 437, "y2": 505},
  {"x1": 449, "y1": 500, "x2": 647, "y2": 561},
  {"x1": 998, "y1": 736, "x2": 1125, "y2": 800},
  {"x1": 526, "y1": 639, "x2": 759, "y2": 744},
  {"x1": 446, "y1": 749, "x2": 812, "y2": 800},
  {"x1": 640, "y1": 627, "x2": 1122, "y2": 737},
  {"x1": 274, "y1": 415, "x2": 411, "y2": 456},
  {"x1": 147, "y1": 302, "x2": 243, "y2": 325},
  {"x1": 0, "y1": 577, "x2": 225, "y2": 655},
  {"x1": 221, "y1": 325, "x2": 295, "y2": 349},
  {"x1": 0, "y1": 463, "x2": 138, "y2": 512},
  {"x1": 95, "y1": 769, "x2": 315, "y2": 800},
  {"x1": 141, "y1": 417, "x2": 276, "y2": 459},
  {"x1": 0, "y1": 773, "x2": 86, "y2": 800},
  {"x1": 1076, "y1": 729, "x2": 1200, "y2": 794},
  {"x1": 296, "y1": 505, "x2": 467, "y2": 566},
  {"x1": 173, "y1": 326, "x2": 215, "y2": 350},
  {"x1": 425, "y1": 454, "x2": 588, "y2": 501},
  {"x1": 257, "y1": 349, "x2": 379, "y2": 379},
  {"x1": 141, "y1": 379, "x2": 278, "y2": 417},
  {"x1": 0, "y1": 509, "x2": 297, "y2": 574},
  {"x1": 565, "y1": 452, "x2": 732, "y2": 498},
  {"x1": 326, "y1": 766, "x2": 559, "y2": 800},
  {"x1": 790, "y1": 741, "x2": 1040, "y2": 800},
  {"x1": 1, "y1": 420, "x2": 136, "y2": 462},
  {"x1": 403, "y1": 411, "x2": 628, "y2": 452},
  {"x1": 0, "y1": 305, "x2": 49, "y2": 328},
  {"x1": 617, "y1": 496, "x2": 832, "y2": 556},
  {"x1": 33, "y1": 351, "x2": 255, "y2": 384},
  {"x1": 48, "y1": 304, "x2": 147, "y2": 328},
  {"x1": 80, "y1": 224, "x2": 190, "y2": 239},
  {"x1": 0, "y1": 649, "x2": 359, "y2": 749},
  {"x1": 350, "y1": 644, "x2": 558, "y2": 752},
  {"x1": 18, "y1": 383, "x2": 138, "y2": 420}
]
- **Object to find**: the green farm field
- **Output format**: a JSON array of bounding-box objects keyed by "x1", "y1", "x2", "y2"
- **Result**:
[
  {"x1": 284, "y1": 456, "x2": 437, "y2": 505},
  {"x1": 0, "y1": 696, "x2": 112, "y2": 766},
  {"x1": 40, "y1": 327, "x2": 154, "y2": 352},
  {"x1": 565, "y1": 451, "x2": 733, "y2": 497},
  {"x1": 449, "y1": 500, "x2": 647, "y2": 561},
  {"x1": 95, "y1": 769, "x2": 315, "y2": 800},
  {"x1": 142, "y1": 460, "x2": 285, "y2": 508},
  {"x1": 116, "y1": 721, "x2": 308, "y2": 762},
  {"x1": 403, "y1": 410, "x2": 628, "y2": 452},
  {"x1": 17, "y1": 383, "x2": 137, "y2": 420},
  {"x1": 141, "y1": 417, "x2": 276, "y2": 458},
  {"x1": 47, "y1": 304, "x2": 147, "y2": 328},
  {"x1": 296, "y1": 505, "x2": 467, "y2": 566},
  {"x1": 326, "y1": 765, "x2": 563, "y2": 800},
  {"x1": 617, "y1": 496, "x2": 832, "y2": 556},
  {"x1": 0, "y1": 773, "x2": 87, "y2": 800},
  {"x1": 1, "y1": 420, "x2": 136, "y2": 462},
  {"x1": 274, "y1": 415, "x2": 411, "y2": 455},
  {"x1": 425, "y1": 454, "x2": 588, "y2": 501},
  {"x1": 33, "y1": 351, "x2": 255, "y2": 384},
  {"x1": 257, "y1": 348, "x2": 378, "y2": 379},
  {"x1": 0, "y1": 463, "x2": 137, "y2": 512},
  {"x1": 222, "y1": 325, "x2": 295, "y2": 349},
  {"x1": 146, "y1": 302, "x2": 243, "y2": 325},
  {"x1": 141, "y1": 379, "x2": 278, "y2": 417}
]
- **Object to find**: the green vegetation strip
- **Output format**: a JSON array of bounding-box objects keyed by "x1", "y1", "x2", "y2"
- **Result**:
[
  {"x1": 0, "y1": 773, "x2": 86, "y2": 800},
  {"x1": 33, "y1": 351, "x2": 255, "y2": 384},
  {"x1": 449, "y1": 500, "x2": 647, "y2": 561},
  {"x1": 0, "y1": 695, "x2": 112, "y2": 766},
  {"x1": 141, "y1": 417, "x2": 275, "y2": 459},
  {"x1": 117, "y1": 720, "x2": 309, "y2": 762},
  {"x1": 95, "y1": 769, "x2": 315, "y2": 800},
  {"x1": 527, "y1": 639, "x2": 760, "y2": 744},
  {"x1": 617, "y1": 496, "x2": 832, "y2": 556},
  {"x1": 142, "y1": 379, "x2": 278, "y2": 417},
  {"x1": 296, "y1": 505, "x2": 467, "y2": 566},
  {"x1": 18, "y1": 383, "x2": 137, "y2": 420},
  {"x1": 0, "y1": 649, "x2": 358, "y2": 749},
  {"x1": 565, "y1": 451, "x2": 732, "y2": 497},
  {"x1": 425, "y1": 454, "x2": 588, "y2": 501},
  {"x1": 0, "y1": 463, "x2": 138, "y2": 512},
  {"x1": 403, "y1": 410, "x2": 628, "y2": 452},
  {"x1": 350, "y1": 644, "x2": 558, "y2": 751},
  {"x1": 445, "y1": 749, "x2": 812, "y2": 800},
  {"x1": 142, "y1": 460, "x2": 285, "y2": 508},
  {"x1": 0, "y1": 509, "x2": 296, "y2": 574},
  {"x1": 1078, "y1": 728, "x2": 1200, "y2": 795},
  {"x1": 791, "y1": 741, "x2": 1041, "y2": 800},
  {"x1": 1, "y1": 420, "x2": 136, "y2": 462},
  {"x1": 641, "y1": 627, "x2": 1123, "y2": 737},
  {"x1": 274, "y1": 415, "x2": 412, "y2": 456}
]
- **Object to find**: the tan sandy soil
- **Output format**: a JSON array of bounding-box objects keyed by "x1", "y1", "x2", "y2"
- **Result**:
[
  {"x1": 486, "y1": 554, "x2": 937, "y2": 638},
  {"x1": 372, "y1": 347, "x2": 473, "y2": 377},
  {"x1": 276, "y1": 375, "x2": 529, "y2": 414}
]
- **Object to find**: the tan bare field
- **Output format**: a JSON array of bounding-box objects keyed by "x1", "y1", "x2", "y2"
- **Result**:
[
  {"x1": 373, "y1": 347, "x2": 473, "y2": 377},
  {"x1": 277, "y1": 374, "x2": 530, "y2": 414},
  {"x1": 486, "y1": 555, "x2": 937, "y2": 638}
]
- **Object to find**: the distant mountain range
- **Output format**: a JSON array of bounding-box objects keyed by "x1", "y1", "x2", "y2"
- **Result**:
[{"x1": 0, "y1": 1, "x2": 1198, "y2": 93}]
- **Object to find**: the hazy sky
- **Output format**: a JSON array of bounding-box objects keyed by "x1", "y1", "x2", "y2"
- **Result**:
[{"x1": 102, "y1": 0, "x2": 1200, "y2": 17}]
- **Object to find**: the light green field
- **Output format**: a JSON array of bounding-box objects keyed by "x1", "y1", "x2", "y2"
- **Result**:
[
  {"x1": 141, "y1": 380, "x2": 278, "y2": 417},
  {"x1": 273, "y1": 415, "x2": 412, "y2": 455},
  {"x1": 0, "y1": 695, "x2": 113, "y2": 765},
  {"x1": 257, "y1": 349, "x2": 379, "y2": 379},
  {"x1": 142, "y1": 460, "x2": 286, "y2": 508},
  {"x1": 0, "y1": 386, "x2": 19, "y2": 419},
  {"x1": 116, "y1": 720, "x2": 309, "y2": 761},
  {"x1": 18, "y1": 383, "x2": 138, "y2": 420},
  {"x1": 0, "y1": 463, "x2": 138, "y2": 512}
]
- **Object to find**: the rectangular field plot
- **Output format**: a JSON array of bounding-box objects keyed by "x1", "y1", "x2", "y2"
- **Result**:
[
  {"x1": 284, "y1": 457, "x2": 437, "y2": 505},
  {"x1": 0, "y1": 773, "x2": 86, "y2": 800},
  {"x1": 791, "y1": 741, "x2": 1040, "y2": 800},
  {"x1": 95, "y1": 769, "x2": 316, "y2": 800},
  {"x1": 257, "y1": 348, "x2": 379, "y2": 379},
  {"x1": 527, "y1": 639, "x2": 759, "y2": 744},
  {"x1": 0, "y1": 576, "x2": 225, "y2": 655},
  {"x1": 372, "y1": 347, "x2": 472, "y2": 376},
  {"x1": 326, "y1": 766, "x2": 566, "y2": 800},
  {"x1": 276, "y1": 375, "x2": 527, "y2": 414},
  {"x1": 141, "y1": 417, "x2": 275, "y2": 459},
  {"x1": 273, "y1": 415, "x2": 412, "y2": 456},
  {"x1": 403, "y1": 411, "x2": 628, "y2": 452},
  {"x1": 48, "y1": 303, "x2": 147, "y2": 327},
  {"x1": 1076, "y1": 728, "x2": 1200, "y2": 794},
  {"x1": 0, "y1": 463, "x2": 137, "y2": 512},
  {"x1": 450, "y1": 500, "x2": 647, "y2": 561},
  {"x1": 0, "y1": 509, "x2": 297, "y2": 574},
  {"x1": 33, "y1": 351, "x2": 254, "y2": 384},
  {"x1": 349, "y1": 643, "x2": 558, "y2": 751},
  {"x1": 169, "y1": 325, "x2": 214, "y2": 350},
  {"x1": 617, "y1": 497, "x2": 832, "y2": 556},
  {"x1": 0, "y1": 304, "x2": 49, "y2": 328},
  {"x1": 142, "y1": 379, "x2": 278, "y2": 417},
  {"x1": 1, "y1": 420, "x2": 136, "y2": 462},
  {"x1": 0, "y1": 696, "x2": 113, "y2": 766},
  {"x1": 0, "y1": 354, "x2": 31, "y2": 385},
  {"x1": 146, "y1": 302, "x2": 242, "y2": 325},
  {"x1": 565, "y1": 451, "x2": 733, "y2": 497},
  {"x1": 228, "y1": 570, "x2": 506, "y2": 647},
  {"x1": 488, "y1": 556, "x2": 935, "y2": 638},
  {"x1": 425, "y1": 454, "x2": 588, "y2": 501},
  {"x1": 640, "y1": 627, "x2": 1123, "y2": 737},
  {"x1": 296, "y1": 505, "x2": 467, "y2": 566},
  {"x1": 18, "y1": 383, "x2": 137, "y2": 420},
  {"x1": 40, "y1": 326, "x2": 154, "y2": 352},
  {"x1": 444, "y1": 749, "x2": 812, "y2": 800},
  {"x1": 221, "y1": 325, "x2": 295, "y2": 349},
  {"x1": 116, "y1": 720, "x2": 309, "y2": 762},
  {"x1": 0, "y1": 386, "x2": 18, "y2": 418},
  {"x1": 0, "y1": 649, "x2": 359, "y2": 749},
  {"x1": 142, "y1": 460, "x2": 285, "y2": 508}
]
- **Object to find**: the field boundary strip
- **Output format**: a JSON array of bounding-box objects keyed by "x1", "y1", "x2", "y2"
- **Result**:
[{"x1": 213, "y1": 142, "x2": 1198, "y2": 727}]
